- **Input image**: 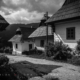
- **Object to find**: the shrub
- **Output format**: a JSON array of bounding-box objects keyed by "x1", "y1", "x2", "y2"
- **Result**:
[
  {"x1": 37, "y1": 50, "x2": 43, "y2": 55},
  {"x1": 69, "y1": 56, "x2": 80, "y2": 65},
  {"x1": 45, "y1": 41, "x2": 72, "y2": 61},
  {"x1": 29, "y1": 49, "x2": 36, "y2": 55},
  {"x1": 0, "y1": 65, "x2": 28, "y2": 80},
  {"x1": 0, "y1": 55, "x2": 9, "y2": 66},
  {"x1": 22, "y1": 51, "x2": 29, "y2": 55},
  {"x1": 76, "y1": 39, "x2": 80, "y2": 55},
  {"x1": 4, "y1": 48, "x2": 10, "y2": 53},
  {"x1": 3, "y1": 47, "x2": 12, "y2": 54},
  {"x1": 0, "y1": 48, "x2": 4, "y2": 53}
]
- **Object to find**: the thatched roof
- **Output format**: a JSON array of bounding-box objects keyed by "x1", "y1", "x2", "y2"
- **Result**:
[{"x1": 47, "y1": 0, "x2": 80, "y2": 23}]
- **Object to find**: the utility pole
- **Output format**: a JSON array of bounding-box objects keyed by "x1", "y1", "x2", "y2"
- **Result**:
[
  {"x1": 44, "y1": 12, "x2": 49, "y2": 56},
  {"x1": 46, "y1": 23, "x2": 49, "y2": 56},
  {"x1": 46, "y1": 23, "x2": 48, "y2": 47},
  {"x1": 39, "y1": 12, "x2": 49, "y2": 56}
]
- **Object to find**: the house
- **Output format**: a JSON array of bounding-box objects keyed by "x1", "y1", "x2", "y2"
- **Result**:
[
  {"x1": 0, "y1": 15, "x2": 9, "y2": 48},
  {"x1": 0, "y1": 15, "x2": 9, "y2": 31},
  {"x1": 46, "y1": 0, "x2": 80, "y2": 48},
  {"x1": 29, "y1": 13, "x2": 61, "y2": 50},
  {"x1": 9, "y1": 27, "x2": 36, "y2": 55}
]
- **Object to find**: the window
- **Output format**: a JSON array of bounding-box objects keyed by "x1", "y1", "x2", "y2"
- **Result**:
[
  {"x1": 40, "y1": 40, "x2": 44, "y2": 47},
  {"x1": 66, "y1": 27, "x2": 75, "y2": 40},
  {"x1": 29, "y1": 44, "x2": 32, "y2": 50},
  {"x1": 16, "y1": 44, "x2": 18, "y2": 49}
]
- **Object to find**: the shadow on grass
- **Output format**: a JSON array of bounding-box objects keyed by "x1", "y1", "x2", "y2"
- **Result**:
[{"x1": 10, "y1": 61, "x2": 61, "y2": 78}]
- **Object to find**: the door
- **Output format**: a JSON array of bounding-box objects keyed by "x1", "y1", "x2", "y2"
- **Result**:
[{"x1": 29, "y1": 44, "x2": 32, "y2": 50}]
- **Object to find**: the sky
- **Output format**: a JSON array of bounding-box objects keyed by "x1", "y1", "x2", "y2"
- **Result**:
[{"x1": 0, "y1": 0, "x2": 65, "y2": 24}]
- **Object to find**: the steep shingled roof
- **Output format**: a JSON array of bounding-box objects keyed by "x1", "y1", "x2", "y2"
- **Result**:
[
  {"x1": 0, "y1": 15, "x2": 9, "y2": 23},
  {"x1": 9, "y1": 35, "x2": 22, "y2": 42},
  {"x1": 0, "y1": 23, "x2": 39, "y2": 41},
  {"x1": 9, "y1": 27, "x2": 36, "y2": 42},
  {"x1": 47, "y1": 0, "x2": 80, "y2": 23},
  {"x1": 29, "y1": 26, "x2": 53, "y2": 38},
  {"x1": 20, "y1": 27, "x2": 36, "y2": 40},
  {"x1": 0, "y1": 15, "x2": 9, "y2": 31}
]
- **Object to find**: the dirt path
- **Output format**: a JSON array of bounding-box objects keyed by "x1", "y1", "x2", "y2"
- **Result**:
[
  {"x1": 6, "y1": 55, "x2": 80, "y2": 80},
  {"x1": 6, "y1": 55, "x2": 80, "y2": 72}
]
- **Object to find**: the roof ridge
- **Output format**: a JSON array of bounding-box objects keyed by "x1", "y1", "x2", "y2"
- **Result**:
[
  {"x1": 63, "y1": 0, "x2": 79, "y2": 6},
  {"x1": 46, "y1": 0, "x2": 80, "y2": 23}
]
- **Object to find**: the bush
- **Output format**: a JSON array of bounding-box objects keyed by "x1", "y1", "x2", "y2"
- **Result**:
[
  {"x1": 37, "y1": 50, "x2": 43, "y2": 55},
  {"x1": 69, "y1": 56, "x2": 80, "y2": 65},
  {"x1": 45, "y1": 41, "x2": 72, "y2": 61},
  {"x1": 0, "y1": 55, "x2": 9, "y2": 66},
  {"x1": 4, "y1": 47, "x2": 12, "y2": 54},
  {"x1": 22, "y1": 51, "x2": 29, "y2": 55},
  {"x1": 22, "y1": 48, "x2": 44, "y2": 56},
  {"x1": 76, "y1": 39, "x2": 80, "y2": 55},
  {"x1": 4, "y1": 49, "x2": 10, "y2": 53},
  {"x1": 29, "y1": 48, "x2": 44, "y2": 55},
  {"x1": 0, "y1": 65, "x2": 28, "y2": 80},
  {"x1": 0, "y1": 48, "x2": 4, "y2": 53}
]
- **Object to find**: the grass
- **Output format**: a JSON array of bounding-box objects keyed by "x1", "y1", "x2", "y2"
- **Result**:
[{"x1": 10, "y1": 61, "x2": 61, "y2": 78}]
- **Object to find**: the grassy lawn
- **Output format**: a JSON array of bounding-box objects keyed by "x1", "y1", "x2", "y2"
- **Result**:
[{"x1": 10, "y1": 61, "x2": 61, "y2": 78}]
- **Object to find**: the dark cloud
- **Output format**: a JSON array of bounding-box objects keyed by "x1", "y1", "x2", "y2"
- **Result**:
[
  {"x1": 29, "y1": 0, "x2": 65, "y2": 13},
  {"x1": 0, "y1": 0, "x2": 65, "y2": 14},
  {"x1": 0, "y1": 0, "x2": 65, "y2": 24}
]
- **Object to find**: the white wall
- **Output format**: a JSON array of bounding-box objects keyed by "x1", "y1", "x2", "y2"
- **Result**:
[
  {"x1": 12, "y1": 41, "x2": 34, "y2": 55},
  {"x1": 22, "y1": 41, "x2": 34, "y2": 51},
  {"x1": 55, "y1": 19, "x2": 80, "y2": 48},
  {"x1": 34, "y1": 36, "x2": 53, "y2": 48},
  {"x1": 12, "y1": 42, "x2": 22, "y2": 55}
]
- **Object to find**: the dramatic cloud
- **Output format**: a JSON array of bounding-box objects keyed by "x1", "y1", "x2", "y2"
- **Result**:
[{"x1": 0, "y1": 0, "x2": 65, "y2": 24}]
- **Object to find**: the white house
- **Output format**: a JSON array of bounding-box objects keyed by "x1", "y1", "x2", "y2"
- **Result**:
[
  {"x1": 29, "y1": 13, "x2": 61, "y2": 50},
  {"x1": 9, "y1": 27, "x2": 36, "y2": 55},
  {"x1": 46, "y1": 0, "x2": 80, "y2": 49}
]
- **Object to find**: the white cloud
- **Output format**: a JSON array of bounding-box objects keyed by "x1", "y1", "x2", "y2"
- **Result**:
[
  {"x1": 0, "y1": 8, "x2": 44, "y2": 24},
  {"x1": 3, "y1": 0, "x2": 27, "y2": 5}
]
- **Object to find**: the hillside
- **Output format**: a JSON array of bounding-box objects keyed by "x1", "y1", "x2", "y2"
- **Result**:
[{"x1": 0, "y1": 23, "x2": 39, "y2": 41}]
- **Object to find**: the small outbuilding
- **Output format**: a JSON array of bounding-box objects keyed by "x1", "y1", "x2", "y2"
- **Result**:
[{"x1": 9, "y1": 27, "x2": 36, "y2": 55}]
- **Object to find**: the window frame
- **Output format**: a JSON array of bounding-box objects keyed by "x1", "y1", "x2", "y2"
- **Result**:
[
  {"x1": 66, "y1": 27, "x2": 75, "y2": 40},
  {"x1": 29, "y1": 44, "x2": 32, "y2": 50}
]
